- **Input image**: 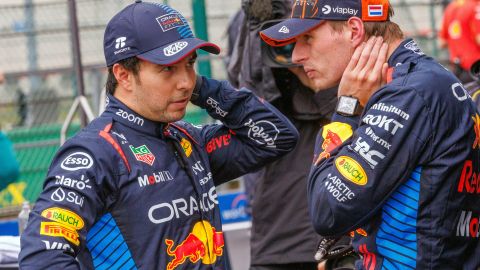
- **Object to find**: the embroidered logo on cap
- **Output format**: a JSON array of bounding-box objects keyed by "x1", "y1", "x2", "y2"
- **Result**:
[
  {"x1": 163, "y1": 41, "x2": 188, "y2": 57},
  {"x1": 278, "y1": 26, "x2": 290, "y2": 33},
  {"x1": 368, "y1": 5, "x2": 383, "y2": 17},
  {"x1": 114, "y1": 37, "x2": 130, "y2": 55},
  {"x1": 322, "y1": 5, "x2": 332, "y2": 14},
  {"x1": 115, "y1": 37, "x2": 126, "y2": 49},
  {"x1": 156, "y1": 13, "x2": 186, "y2": 32}
]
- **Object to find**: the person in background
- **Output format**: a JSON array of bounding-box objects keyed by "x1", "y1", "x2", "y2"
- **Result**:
[
  {"x1": 18, "y1": 1, "x2": 298, "y2": 269},
  {"x1": 0, "y1": 71, "x2": 20, "y2": 191},
  {"x1": 439, "y1": 0, "x2": 480, "y2": 83},
  {"x1": 466, "y1": 59, "x2": 480, "y2": 108},
  {"x1": 261, "y1": 0, "x2": 480, "y2": 268},
  {"x1": 227, "y1": 1, "x2": 338, "y2": 269}
]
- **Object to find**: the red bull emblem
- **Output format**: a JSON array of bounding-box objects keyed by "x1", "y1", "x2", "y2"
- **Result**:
[
  {"x1": 315, "y1": 122, "x2": 353, "y2": 165},
  {"x1": 472, "y1": 114, "x2": 480, "y2": 149},
  {"x1": 165, "y1": 221, "x2": 224, "y2": 270}
]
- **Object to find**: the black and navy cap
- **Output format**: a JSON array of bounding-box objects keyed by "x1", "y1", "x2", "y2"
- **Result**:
[
  {"x1": 104, "y1": 1, "x2": 220, "y2": 66},
  {"x1": 260, "y1": 0, "x2": 389, "y2": 47}
]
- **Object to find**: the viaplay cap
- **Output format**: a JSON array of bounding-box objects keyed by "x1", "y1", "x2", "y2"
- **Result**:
[
  {"x1": 260, "y1": 0, "x2": 390, "y2": 47},
  {"x1": 104, "y1": 1, "x2": 220, "y2": 66}
]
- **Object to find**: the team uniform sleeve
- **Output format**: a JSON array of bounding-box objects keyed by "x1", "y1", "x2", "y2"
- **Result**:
[
  {"x1": 18, "y1": 138, "x2": 120, "y2": 269},
  {"x1": 307, "y1": 87, "x2": 432, "y2": 237},
  {"x1": 190, "y1": 76, "x2": 299, "y2": 185}
]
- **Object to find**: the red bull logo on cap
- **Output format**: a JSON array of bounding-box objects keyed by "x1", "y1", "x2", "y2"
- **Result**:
[{"x1": 165, "y1": 221, "x2": 224, "y2": 270}]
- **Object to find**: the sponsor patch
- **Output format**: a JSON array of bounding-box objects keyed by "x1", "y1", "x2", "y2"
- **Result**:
[
  {"x1": 55, "y1": 175, "x2": 91, "y2": 191},
  {"x1": 50, "y1": 187, "x2": 85, "y2": 208},
  {"x1": 325, "y1": 174, "x2": 356, "y2": 202},
  {"x1": 456, "y1": 210, "x2": 479, "y2": 238},
  {"x1": 350, "y1": 137, "x2": 385, "y2": 168},
  {"x1": 370, "y1": 103, "x2": 410, "y2": 120},
  {"x1": 180, "y1": 138, "x2": 193, "y2": 157},
  {"x1": 350, "y1": 228, "x2": 368, "y2": 237},
  {"x1": 451, "y1": 83, "x2": 471, "y2": 102},
  {"x1": 362, "y1": 114, "x2": 404, "y2": 135},
  {"x1": 41, "y1": 207, "x2": 84, "y2": 230},
  {"x1": 165, "y1": 221, "x2": 224, "y2": 270},
  {"x1": 149, "y1": 186, "x2": 218, "y2": 224},
  {"x1": 457, "y1": 160, "x2": 480, "y2": 194},
  {"x1": 367, "y1": 5, "x2": 383, "y2": 17},
  {"x1": 403, "y1": 40, "x2": 424, "y2": 55},
  {"x1": 138, "y1": 171, "x2": 174, "y2": 187},
  {"x1": 335, "y1": 156, "x2": 367, "y2": 185},
  {"x1": 206, "y1": 134, "x2": 231, "y2": 154},
  {"x1": 206, "y1": 97, "x2": 228, "y2": 117},
  {"x1": 156, "y1": 13, "x2": 186, "y2": 32},
  {"x1": 278, "y1": 26, "x2": 290, "y2": 33},
  {"x1": 116, "y1": 109, "x2": 144, "y2": 126},
  {"x1": 43, "y1": 240, "x2": 74, "y2": 253},
  {"x1": 130, "y1": 145, "x2": 156, "y2": 166},
  {"x1": 40, "y1": 222, "x2": 80, "y2": 246},
  {"x1": 365, "y1": 127, "x2": 391, "y2": 150},
  {"x1": 163, "y1": 41, "x2": 188, "y2": 57},
  {"x1": 320, "y1": 4, "x2": 358, "y2": 16},
  {"x1": 60, "y1": 152, "x2": 93, "y2": 171},
  {"x1": 244, "y1": 119, "x2": 280, "y2": 148},
  {"x1": 315, "y1": 122, "x2": 353, "y2": 164}
]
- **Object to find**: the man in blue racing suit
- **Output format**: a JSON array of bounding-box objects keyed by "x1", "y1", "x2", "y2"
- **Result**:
[
  {"x1": 18, "y1": 1, "x2": 298, "y2": 269},
  {"x1": 260, "y1": 0, "x2": 480, "y2": 269}
]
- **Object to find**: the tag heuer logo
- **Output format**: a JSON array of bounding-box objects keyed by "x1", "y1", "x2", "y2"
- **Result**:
[
  {"x1": 278, "y1": 26, "x2": 290, "y2": 34},
  {"x1": 163, "y1": 41, "x2": 188, "y2": 57},
  {"x1": 322, "y1": 5, "x2": 332, "y2": 14},
  {"x1": 129, "y1": 145, "x2": 155, "y2": 166}
]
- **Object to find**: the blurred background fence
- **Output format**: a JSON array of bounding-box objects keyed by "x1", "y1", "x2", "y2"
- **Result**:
[{"x1": 0, "y1": 0, "x2": 450, "y2": 215}]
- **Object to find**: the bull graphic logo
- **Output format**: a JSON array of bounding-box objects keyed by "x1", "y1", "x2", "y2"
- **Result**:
[{"x1": 165, "y1": 221, "x2": 224, "y2": 270}]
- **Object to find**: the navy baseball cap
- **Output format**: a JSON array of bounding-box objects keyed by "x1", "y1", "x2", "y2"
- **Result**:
[
  {"x1": 260, "y1": 0, "x2": 390, "y2": 47},
  {"x1": 104, "y1": 1, "x2": 220, "y2": 66}
]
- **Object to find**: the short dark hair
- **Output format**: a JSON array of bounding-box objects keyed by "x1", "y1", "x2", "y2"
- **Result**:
[
  {"x1": 328, "y1": 4, "x2": 404, "y2": 43},
  {"x1": 105, "y1": 57, "x2": 141, "y2": 95}
]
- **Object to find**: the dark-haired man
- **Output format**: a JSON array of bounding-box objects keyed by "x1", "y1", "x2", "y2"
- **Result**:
[{"x1": 19, "y1": 1, "x2": 298, "y2": 269}]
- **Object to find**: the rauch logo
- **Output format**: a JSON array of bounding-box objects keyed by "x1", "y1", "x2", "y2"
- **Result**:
[{"x1": 335, "y1": 156, "x2": 367, "y2": 185}]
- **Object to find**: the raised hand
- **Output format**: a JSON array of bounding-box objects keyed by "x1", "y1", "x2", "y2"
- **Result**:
[{"x1": 338, "y1": 36, "x2": 389, "y2": 106}]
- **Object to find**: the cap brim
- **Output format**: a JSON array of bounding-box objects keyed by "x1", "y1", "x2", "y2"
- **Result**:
[
  {"x1": 137, "y1": 37, "x2": 220, "y2": 65},
  {"x1": 260, "y1": 18, "x2": 324, "y2": 47}
]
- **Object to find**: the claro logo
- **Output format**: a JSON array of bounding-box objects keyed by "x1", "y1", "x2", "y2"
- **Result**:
[
  {"x1": 116, "y1": 109, "x2": 144, "y2": 126},
  {"x1": 60, "y1": 152, "x2": 93, "y2": 171}
]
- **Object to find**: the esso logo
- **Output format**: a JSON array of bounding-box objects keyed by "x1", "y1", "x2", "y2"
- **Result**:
[{"x1": 60, "y1": 152, "x2": 93, "y2": 171}]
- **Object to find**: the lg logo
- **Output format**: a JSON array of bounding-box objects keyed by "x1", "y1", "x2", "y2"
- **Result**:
[
  {"x1": 322, "y1": 5, "x2": 332, "y2": 14},
  {"x1": 115, "y1": 37, "x2": 126, "y2": 49}
]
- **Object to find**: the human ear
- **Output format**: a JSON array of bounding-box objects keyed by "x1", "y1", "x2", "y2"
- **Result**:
[
  {"x1": 112, "y1": 63, "x2": 134, "y2": 92},
  {"x1": 346, "y1": 17, "x2": 366, "y2": 48}
]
